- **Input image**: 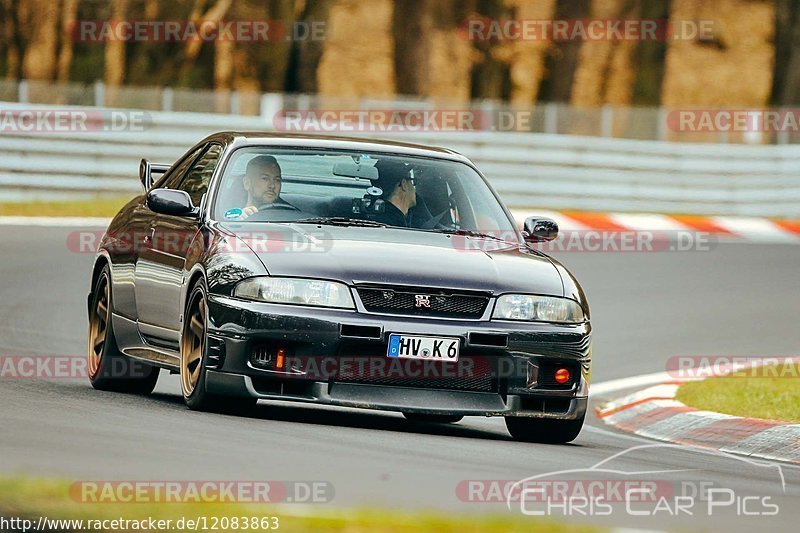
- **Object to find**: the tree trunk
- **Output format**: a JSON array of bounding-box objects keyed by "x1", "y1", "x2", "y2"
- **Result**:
[
  {"x1": 392, "y1": 0, "x2": 434, "y2": 96},
  {"x1": 179, "y1": 0, "x2": 233, "y2": 81},
  {"x1": 285, "y1": 0, "x2": 330, "y2": 93},
  {"x1": 214, "y1": 37, "x2": 234, "y2": 112},
  {"x1": 2, "y1": 0, "x2": 22, "y2": 79},
  {"x1": 21, "y1": 0, "x2": 59, "y2": 80},
  {"x1": 571, "y1": 0, "x2": 641, "y2": 107},
  {"x1": 57, "y1": 0, "x2": 78, "y2": 82},
  {"x1": 104, "y1": 0, "x2": 129, "y2": 87},
  {"x1": 469, "y1": 0, "x2": 514, "y2": 100},
  {"x1": 772, "y1": 0, "x2": 800, "y2": 105},
  {"x1": 539, "y1": 0, "x2": 590, "y2": 102},
  {"x1": 630, "y1": 0, "x2": 669, "y2": 105}
]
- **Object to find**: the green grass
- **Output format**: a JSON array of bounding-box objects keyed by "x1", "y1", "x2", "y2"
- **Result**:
[
  {"x1": 0, "y1": 476, "x2": 602, "y2": 533},
  {"x1": 676, "y1": 363, "x2": 800, "y2": 423},
  {"x1": 0, "y1": 197, "x2": 133, "y2": 217}
]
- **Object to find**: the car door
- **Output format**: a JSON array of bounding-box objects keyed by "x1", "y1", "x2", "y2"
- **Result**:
[{"x1": 134, "y1": 143, "x2": 212, "y2": 346}]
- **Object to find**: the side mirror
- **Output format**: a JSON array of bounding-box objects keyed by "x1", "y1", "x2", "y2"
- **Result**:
[
  {"x1": 146, "y1": 189, "x2": 198, "y2": 217},
  {"x1": 522, "y1": 217, "x2": 558, "y2": 243},
  {"x1": 139, "y1": 159, "x2": 169, "y2": 192}
]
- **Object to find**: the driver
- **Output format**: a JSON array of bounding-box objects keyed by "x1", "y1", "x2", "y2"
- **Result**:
[{"x1": 237, "y1": 155, "x2": 294, "y2": 219}]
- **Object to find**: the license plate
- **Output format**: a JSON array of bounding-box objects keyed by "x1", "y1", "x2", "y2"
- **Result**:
[{"x1": 387, "y1": 334, "x2": 460, "y2": 362}]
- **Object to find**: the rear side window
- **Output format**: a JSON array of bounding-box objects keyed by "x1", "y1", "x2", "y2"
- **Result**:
[
  {"x1": 179, "y1": 144, "x2": 223, "y2": 206},
  {"x1": 156, "y1": 145, "x2": 205, "y2": 190}
]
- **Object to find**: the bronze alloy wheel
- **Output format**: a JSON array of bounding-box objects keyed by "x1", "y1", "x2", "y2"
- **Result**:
[
  {"x1": 87, "y1": 273, "x2": 110, "y2": 378},
  {"x1": 181, "y1": 289, "x2": 207, "y2": 398}
]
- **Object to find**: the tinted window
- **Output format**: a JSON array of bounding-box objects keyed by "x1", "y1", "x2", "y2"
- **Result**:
[
  {"x1": 156, "y1": 145, "x2": 205, "y2": 190},
  {"x1": 179, "y1": 144, "x2": 223, "y2": 206},
  {"x1": 212, "y1": 147, "x2": 516, "y2": 237}
]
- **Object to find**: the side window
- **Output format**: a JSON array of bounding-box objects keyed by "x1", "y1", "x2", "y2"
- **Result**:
[
  {"x1": 178, "y1": 144, "x2": 223, "y2": 206},
  {"x1": 156, "y1": 145, "x2": 205, "y2": 190}
]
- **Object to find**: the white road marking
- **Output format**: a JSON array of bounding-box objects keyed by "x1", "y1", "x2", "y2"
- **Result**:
[{"x1": 590, "y1": 371, "x2": 674, "y2": 396}]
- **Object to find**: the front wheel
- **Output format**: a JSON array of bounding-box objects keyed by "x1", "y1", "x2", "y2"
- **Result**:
[
  {"x1": 403, "y1": 413, "x2": 463, "y2": 424},
  {"x1": 180, "y1": 281, "x2": 256, "y2": 413},
  {"x1": 505, "y1": 414, "x2": 585, "y2": 444},
  {"x1": 88, "y1": 265, "x2": 159, "y2": 394}
]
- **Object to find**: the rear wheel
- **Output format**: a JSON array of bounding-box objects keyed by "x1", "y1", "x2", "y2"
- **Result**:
[
  {"x1": 505, "y1": 414, "x2": 585, "y2": 444},
  {"x1": 88, "y1": 265, "x2": 159, "y2": 394},
  {"x1": 180, "y1": 280, "x2": 256, "y2": 413},
  {"x1": 403, "y1": 413, "x2": 463, "y2": 424}
]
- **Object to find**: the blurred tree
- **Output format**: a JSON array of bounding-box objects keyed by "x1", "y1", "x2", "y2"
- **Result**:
[
  {"x1": 470, "y1": 0, "x2": 513, "y2": 100},
  {"x1": 104, "y1": 0, "x2": 128, "y2": 86},
  {"x1": 507, "y1": 0, "x2": 557, "y2": 105},
  {"x1": 57, "y1": 0, "x2": 78, "y2": 81},
  {"x1": 772, "y1": 0, "x2": 800, "y2": 105},
  {"x1": 178, "y1": 0, "x2": 232, "y2": 82},
  {"x1": 0, "y1": 0, "x2": 23, "y2": 79},
  {"x1": 631, "y1": 0, "x2": 668, "y2": 105},
  {"x1": 392, "y1": 0, "x2": 434, "y2": 95},
  {"x1": 538, "y1": 0, "x2": 590, "y2": 102},
  {"x1": 285, "y1": 0, "x2": 331, "y2": 93},
  {"x1": 572, "y1": 0, "x2": 642, "y2": 107},
  {"x1": 21, "y1": 0, "x2": 59, "y2": 80}
]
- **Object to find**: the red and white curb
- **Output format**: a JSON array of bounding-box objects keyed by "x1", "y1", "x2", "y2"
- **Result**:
[
  {"x1": 0, "y1": 212, "x2": 799, "y2": 244},
  {"x1": 596, "y1": 382, "x2": 800, "y2": 465},
  {"x1": 511, "y1": 210, "x2": 800, "y2": 244}
]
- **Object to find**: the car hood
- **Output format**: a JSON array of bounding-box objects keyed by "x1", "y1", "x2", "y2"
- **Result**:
[{"x1": 220, "y1": 222, "x2": 565, "y2": 296}]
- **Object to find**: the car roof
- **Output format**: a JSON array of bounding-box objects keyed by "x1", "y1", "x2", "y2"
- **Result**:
[{"x1": 201, "y1": 131, "x2": 473, "y2": 165}]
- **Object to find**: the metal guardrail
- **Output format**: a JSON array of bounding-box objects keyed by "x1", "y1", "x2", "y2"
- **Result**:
[
  {"x1": 0, "y1": 102, "x2": 799, "y2": 217},
  {"x1": 3, "y1": 78, "x2": 799, "y2": 145}
]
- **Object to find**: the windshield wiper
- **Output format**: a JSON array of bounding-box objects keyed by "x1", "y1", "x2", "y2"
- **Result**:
[
  {"x1": 435, "y1": 228, "x2": 511, "y2": 242},
  {"x1": 292, "y1": 217, "x2": 388, "y2": 228}
]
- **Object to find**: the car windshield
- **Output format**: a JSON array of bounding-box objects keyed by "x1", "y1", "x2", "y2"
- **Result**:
[{"x1": 212, "y1": 147, "x2": 517, "y2": 238}]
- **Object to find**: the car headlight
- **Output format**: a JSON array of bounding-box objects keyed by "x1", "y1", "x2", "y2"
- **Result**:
[
  {"x1": 492, "y1": 294, "x2": 585, "y2": 323},
  {"x1": 234, "y1": 277, "x2": 354, "y2": 309}
]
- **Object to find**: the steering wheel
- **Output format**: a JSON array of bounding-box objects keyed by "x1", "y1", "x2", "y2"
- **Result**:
[{"x1": 257, "y1": 203, "x2": 300, "y2": 211}]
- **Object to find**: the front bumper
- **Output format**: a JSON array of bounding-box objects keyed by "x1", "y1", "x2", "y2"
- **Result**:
[{"x1": 205, "y1": 294, "x2": 592, "y2": 419}]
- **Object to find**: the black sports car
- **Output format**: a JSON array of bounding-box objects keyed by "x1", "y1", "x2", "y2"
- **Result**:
[{"x1": 87, "y1": 132, "x2": 591, "y2": 443}]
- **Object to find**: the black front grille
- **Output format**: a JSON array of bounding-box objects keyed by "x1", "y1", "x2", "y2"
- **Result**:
[
  {"x1": 334, "y1": 344, "x2": 496, "y2": 392},
  {"x1": 357, "y1": 286, "x2": 489, "y2": 319},
  {"x1": 334, "y1": 356, "x2": 497, "y2": 392}
]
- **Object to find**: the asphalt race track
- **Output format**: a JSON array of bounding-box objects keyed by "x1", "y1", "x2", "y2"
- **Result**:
[{"x1": 1, "y1": 224, "x2": 799, "y2": 531}]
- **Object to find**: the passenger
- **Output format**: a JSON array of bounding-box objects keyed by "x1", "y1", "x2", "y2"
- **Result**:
[{"x1": 371, "y1": 159, "x2": 430, "y2": 228}]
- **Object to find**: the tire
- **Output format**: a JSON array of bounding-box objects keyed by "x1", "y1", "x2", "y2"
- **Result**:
[
  {"x1": 180, "y1": 280, "x2": 257, "y2": 414},
  {"x1": 505, "y1": 413, "x2": 585, "y2": 444},
  {"x1": 403, "y1": 413, "x2": 464, "y2": 424},
  {"x1": 88, "y1": 265, "x2": 159, "y2": 394}
]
